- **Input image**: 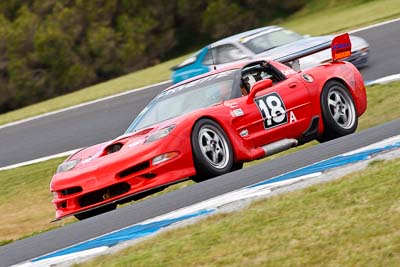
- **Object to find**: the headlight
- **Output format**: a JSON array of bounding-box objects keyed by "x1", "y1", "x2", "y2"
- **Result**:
[
  {"x1": 145, "y1": 125, "x2": 176, "y2": 143},
  {"x1": 57, "y1": 159, "x2": 81, "y2": 173},
  {"x1": 152, "y1": 151, "x2": 179, "y2": 165}
]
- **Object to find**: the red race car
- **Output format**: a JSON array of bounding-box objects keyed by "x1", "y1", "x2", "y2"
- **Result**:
[{"x1": 51, "y1": 34, "x2": 366, "y2": 220}]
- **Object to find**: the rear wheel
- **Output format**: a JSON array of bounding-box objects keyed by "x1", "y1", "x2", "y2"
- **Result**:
[
  {"x1": 74, "y1": 203, "x2": 117, "y2": 220},
  {"x1": 191, "y1": 119, "x2": 234, "y2": 182},
  {"x1": 318, "y1": 80, "x2": 358, "y2": 142}
]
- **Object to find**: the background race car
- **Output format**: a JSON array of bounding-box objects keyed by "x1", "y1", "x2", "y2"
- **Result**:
[{"x1": 171, "y1": 26, "x2": 369, "y2": 84}]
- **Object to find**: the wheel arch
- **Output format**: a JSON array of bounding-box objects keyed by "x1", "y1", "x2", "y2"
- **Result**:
[
  {"x1": 320, "y1": 76, "x2": 363, "y2": 116},
  {"x1": 190, "y1": 115, "x2": 241, "y2": 164},
  {"x1": 317, "y1": 78, "x2": 359, "y2": 142},
  {"x1": 321, "y1": 78, "x2": 353, "y2": 98}
]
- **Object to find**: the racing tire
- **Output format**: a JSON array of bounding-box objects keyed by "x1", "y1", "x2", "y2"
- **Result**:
[
  {"x1": 74, "y1": 203, "x2": 117, "y2": 220},
  {"x1": 232, "y1": 162, "x2": 244, "y2": 171},
  {"x1": 318, "y1": 80, "x2": 358, "y2": 142},
  {"x1": 191, "y1": 119, "x2": 234, "y2": 182}
]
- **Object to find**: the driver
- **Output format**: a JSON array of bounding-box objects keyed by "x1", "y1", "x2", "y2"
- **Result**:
[
  {"x1": 240, "y1": 74, "x2": 257, "y2": 96},
  {"x1": 240, "y1": 79, "x2": 250, "y2": 96}
]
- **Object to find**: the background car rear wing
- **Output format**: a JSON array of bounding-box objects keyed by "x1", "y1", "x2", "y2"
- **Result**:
[
  {"x1": 274, "y1": 33, "x2": 352, "y2": 70},
  {"x1": 331, "y1": 33, "x2": 352, "y2": 61}
]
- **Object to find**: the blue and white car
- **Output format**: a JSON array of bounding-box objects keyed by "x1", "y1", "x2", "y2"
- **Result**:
[{"x1": 171, "y1": 26, "x2": 369, "y2": 84}]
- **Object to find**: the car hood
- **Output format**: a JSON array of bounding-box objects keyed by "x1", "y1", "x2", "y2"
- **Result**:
[{"x1": 66, "y1": 119, "x2": 180, "y2": 165}]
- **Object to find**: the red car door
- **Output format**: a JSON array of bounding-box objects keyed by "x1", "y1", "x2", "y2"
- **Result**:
[{"x1": 232, "y1": 77, "x2": 312, "y2": 148}]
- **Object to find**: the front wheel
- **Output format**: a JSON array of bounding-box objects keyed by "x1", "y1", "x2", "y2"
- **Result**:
[
  {"x1": 318, "y1": 80, "x2": 358, "y2": 142},
  {"x1": 191, "y1": 119, "x2": 234, "y2": 182}
]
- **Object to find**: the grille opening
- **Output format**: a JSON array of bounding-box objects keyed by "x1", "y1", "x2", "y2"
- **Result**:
[
  {"x1": 60, "y1": 186, "x2": 82, "y2": 196},
  {"x1": 56, "y1": 201, "x2": 67, "y2": 209},
  {"x1": 141, "y1": 172, "x2": 157, "y2": 179},
  {"x1": 119, "y1": 161, "x2": 150, "y2": 178},
  {"x1": 78, "y1": 183, "x2": 130, "y2": 208}
]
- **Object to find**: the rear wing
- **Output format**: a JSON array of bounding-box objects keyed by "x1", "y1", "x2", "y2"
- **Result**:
[{"x1": 275, "y1": 33, "x2": 352, "y2": 70}]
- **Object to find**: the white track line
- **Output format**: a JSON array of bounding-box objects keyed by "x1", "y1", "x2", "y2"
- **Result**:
[
  {"x1": 0, "y1": 80, "x2": 170, "y2": 131},
  {"x1": 349, "y1": 17, "x2": 400, "y2": 34},
  {"x1": 366, "y1": 73, "x2": 400, "y2": 85},
  {"x1": 0, "y1": 149, "x2": 80, "y2": 171}
]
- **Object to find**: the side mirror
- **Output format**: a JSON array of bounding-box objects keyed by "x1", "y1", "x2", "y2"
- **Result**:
[{"x1": 246, "y1": 79, "x2": 273, "y2": 103}]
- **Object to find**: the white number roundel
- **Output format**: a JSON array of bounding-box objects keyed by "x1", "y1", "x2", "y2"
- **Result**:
[
  {"x1": 255, "y1": 92, "x2": 288, "y2": 129},
  {"x1": 266, "y1": 95, "x2": 286, "y2": 123}
]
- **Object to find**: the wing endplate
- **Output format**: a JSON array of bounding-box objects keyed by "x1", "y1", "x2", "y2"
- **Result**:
[{"x1": 331, "y1": 33, "x2": 352, "y2": 61}]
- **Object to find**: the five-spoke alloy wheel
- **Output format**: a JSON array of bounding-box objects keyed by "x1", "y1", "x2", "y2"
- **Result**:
[
  {"x1": 319, "y1": 80, "x2": 358, "y2": 142},
  {"x1": 191, "y1": 119, "x2": 234, "y2": 182}
]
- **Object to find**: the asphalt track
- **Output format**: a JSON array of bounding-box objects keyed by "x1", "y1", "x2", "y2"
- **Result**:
[
  {"x1": 1, "y1": 119, "x2": 399, "y2": 267},
  {"x1": 0, "y1": 19, "x2": 400, "y2": 167}
]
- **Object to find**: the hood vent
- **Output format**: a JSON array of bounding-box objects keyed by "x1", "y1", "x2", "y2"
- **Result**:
[{"x1": 105, "y1": 143, "x2": 123, "y2": 155}]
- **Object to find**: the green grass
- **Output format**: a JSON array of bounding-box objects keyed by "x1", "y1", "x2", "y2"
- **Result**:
[
  {"x1": 0, "y1": 156, "x2": 77, "y2": 243},
  {"x1": 1, "y1": 81, "x2": 399, "y2": 245},
  {"x1": 0, "y1": 0, "x2": 399, "y2": 126},
  {"x1": 77, "y1": 157, "x2": 400, "y2": 267},
  {"x1": 358, "y1": 82, "x2": 400, "y2": 129},
  {"x1": 283, "y1": 0, "x2": 400, "y2": 35}
]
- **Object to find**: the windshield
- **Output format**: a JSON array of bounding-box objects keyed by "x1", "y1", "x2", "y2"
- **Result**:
[
  {"x1": 126, "y1": 70, "x2": 238, "y2": 133},
  {"x1": 241, "y1": 29, "x2": 304, "y2": 54}
]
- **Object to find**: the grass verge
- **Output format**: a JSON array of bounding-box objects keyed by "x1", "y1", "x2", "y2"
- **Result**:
[
  {"x1": 0, "y1": 157, "x2": 75, "y2": 245},
  {"x1": 0, "y1": 81, "x2": 399, "y2": 245},
  {"x1": 78, "y1": 157, "x2": 400, "y2": 266},
  {"x1": 282, "y1": 0, "x2": 400, "y2": 35},
  {"x1": 0, "y1": 0, "x2": 399, "y2": 126}
]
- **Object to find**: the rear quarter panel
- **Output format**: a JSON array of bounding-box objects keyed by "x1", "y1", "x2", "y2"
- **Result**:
[{"x1": 299, "y1": 61, "x2": 367, "y2": 117}]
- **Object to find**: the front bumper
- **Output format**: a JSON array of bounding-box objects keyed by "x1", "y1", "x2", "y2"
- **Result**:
[{"x1": 51, "y1": 145, "x2": 195, "y2": 219}]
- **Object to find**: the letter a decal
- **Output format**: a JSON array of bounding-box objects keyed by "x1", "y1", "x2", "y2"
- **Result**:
[{"x1": 289, "y1": 111, "x2": 297, "y2": 123}]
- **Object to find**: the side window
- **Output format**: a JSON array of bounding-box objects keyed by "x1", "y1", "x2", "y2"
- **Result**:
[
  {"x1": 203, "y1": 44, "x2": 247, "y2": 65},
  {"x1": 202, "y1": 50, "x2": 214, "y2": 65},
  {"x1": 240, "y1": 62, "x2": 287, "y2": 95},
  {"x1": 215, "y1": 44, "x2": 247, "y2": 64},
  {"x1": 203, "y1": 44, "x2": 248, "y2": 65},
  {"x1": 242, "y1": 63, "x2": 285, "y2": 84}
]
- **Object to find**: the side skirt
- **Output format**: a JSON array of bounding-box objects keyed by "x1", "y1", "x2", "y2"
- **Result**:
[{"x1": 298, "y1": 116, "x2": 320, "y2": 145}]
